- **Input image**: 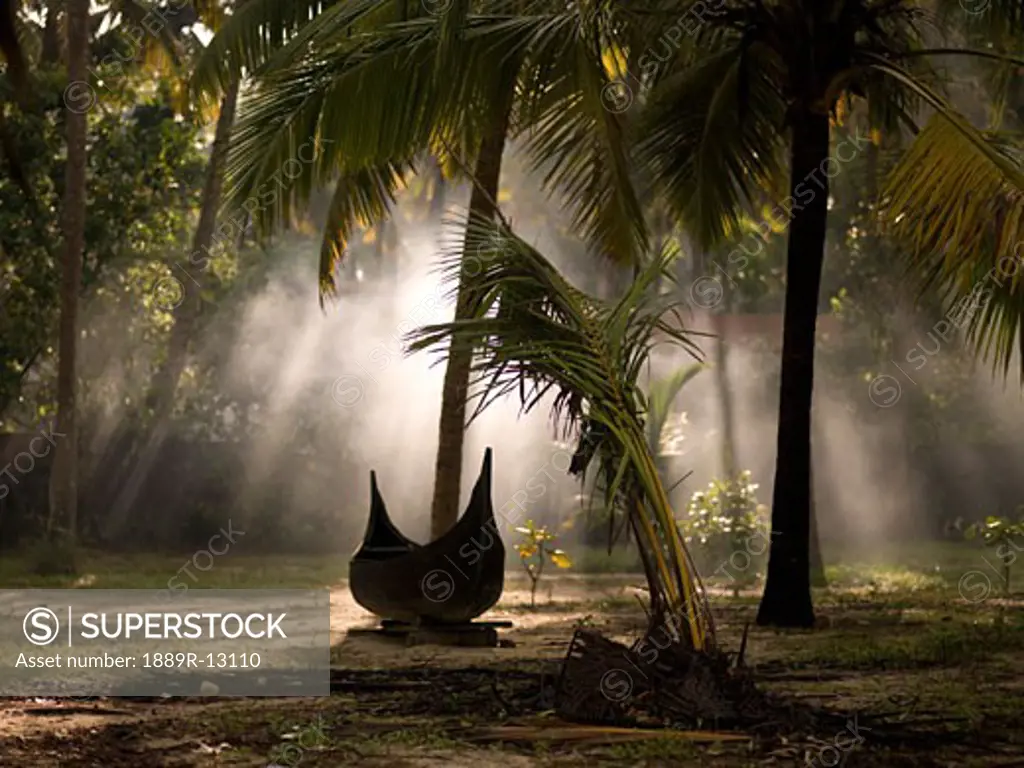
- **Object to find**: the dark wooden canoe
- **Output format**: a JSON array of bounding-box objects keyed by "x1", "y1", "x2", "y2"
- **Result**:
[{"x1": 349, "y1": 448, "x2": 505, "y2": 623}]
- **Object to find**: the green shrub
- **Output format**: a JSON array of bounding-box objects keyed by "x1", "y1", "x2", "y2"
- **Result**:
[
  {"x1": 958, "y1": 511, "x2": 1024, "y2": 595},
  {"x1": 677, "y1": 470, "x2": 769, "y2": 594}
]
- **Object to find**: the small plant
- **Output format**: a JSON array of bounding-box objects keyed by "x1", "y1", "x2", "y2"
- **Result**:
[
  {"x1": 677, "y1": 471, "x2": 769, "y2": 596},
  {"x1": 27, "y1": 533, "x2": 78, "y2": 577},
  {"x1": 514, "y1": 519, "x2": 572, "y2": 608},
  {"x1": 960, "y1": 512, "x2": 1024, "y2": 595}
]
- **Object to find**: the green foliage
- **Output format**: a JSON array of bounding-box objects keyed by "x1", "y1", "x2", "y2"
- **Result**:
[
  {"x1": 797, "y1": 619, "x2": 1024, "y2": 671},
  {"x1": 0, "y1": 73, "x2": 206, "y2": 426},
  {"x1": 678, "y1": 471, "x2": 769, "y2": 594},
  {"x1": 197, "y1": 0, "x2": 650, "y2": 298},
  {"x1": 567, "y1": 545, "x2": 643, "y2": 574},
  {"x1": 960, "y1": 512, "x2": 1024, "y2": 595},
  {"x1": 680, "y1": 471, "x2": 766, "y2": 547},
  {"x1": 645, "y1": 362, "x2": 704, "y2": 462},
  {"x1": 963, "y1": 514, "x2": 1024, "y2": 545},
  {"x1": 514, "y1": 518, "x2": 572, "y2": 609}
]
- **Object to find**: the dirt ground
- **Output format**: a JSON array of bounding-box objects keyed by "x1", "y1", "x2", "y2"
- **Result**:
[{"x1": 1, "y1": 574, "x2": 1023, "y2": 767}]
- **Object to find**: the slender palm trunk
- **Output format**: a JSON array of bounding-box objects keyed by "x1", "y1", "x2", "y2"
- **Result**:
[
  {"x1": 713, "y1": 297, "x2": 741, "y2": 596},
  {"x1": 157, "y1": 80, "x2": 239, "y2": 410},
  {"x1": 103, "y1": 81, "x2": 240, "y2": 540},
  {"x1": 428, "y1": 158, "x2": 447, "y2": 218},
  {"x1": 713, "y1": 294, "x2": 737, "y2": 479},
  {"x1": 756, "y1": 110, "x2": 830, "y2": 628},
  {"x1": 49, "y1": 0, "x2": 89, "y2": 542},
  {"x1": 429, "y1": 112, "x2": 510, "y2": 539},
  {"x1": 41, "y1": 0, "x2": 62, "y2": 66},
  {"x1": 373, "y1": 220, "x2": 386, "y2": 282}
]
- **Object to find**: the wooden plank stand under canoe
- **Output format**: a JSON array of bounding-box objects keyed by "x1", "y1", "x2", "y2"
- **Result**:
[{"x1": 348, "y1": 619, "x2": 514, "y2": 647}]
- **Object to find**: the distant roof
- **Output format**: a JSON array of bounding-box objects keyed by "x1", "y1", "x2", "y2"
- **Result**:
[{"x1": 657, "y1": 311, "x2": 846, "y2": 350}]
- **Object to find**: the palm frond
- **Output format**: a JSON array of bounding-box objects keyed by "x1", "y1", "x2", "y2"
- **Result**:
[
  {"x1": 191, "y1": 0, "x2": 325, "y2": 100},
  {"x1": 317, "y1": 160, "x2": 414, "y2": 301},
  {"x1": 407, "y1": 214, "x2": 712, "y2": 649},
  {"x1": 882, "y1": 114, "x2": 1024, "y2": 377},
  {"x1": 219, "y1": 24, "x2": 441, "y2": 240},
  {"x1": 191, "y1": 0, "x2": 396, "y2": 103},
  {"x1": 645, "y1": 362, "x2": 705, "y2": 456},
  {"x1": 220, "y1": 5, "x2": 532, "y2": 227},
  {"x1": 512, "y1": 6, "x2": 648, "y2": 266},
  {"x1": 118, "y1": 0, "x2": 187, "y2": 68},
  {"x1": 636, "y1": 43, "x2": 788, "y2": 250}
]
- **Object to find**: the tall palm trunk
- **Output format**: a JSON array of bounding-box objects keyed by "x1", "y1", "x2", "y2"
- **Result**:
[
  {"x1": 49, "y1": 0, "x2": 89, "y2": 542},
  {"x1": 429, "y1": 111, "x2": 511, "y2": 539},
  {"x1": 713, "y1": 292, "x2": 742, "y2": 597},
  {"x1": 713, "y1": 292, "x2": 737, "y2": 478},
  {"x1": 41, "y1": 0, "x2": 63, "y2": 66},
  {"x1": 756, "y1": 110, "x2": 830, "y2": 628},
  {"x1": 157, "y1": 80, "x2": 239, "y2": 411},
  {"x1": 102, "y1": 81, "x2": 240, "y2": 539}
]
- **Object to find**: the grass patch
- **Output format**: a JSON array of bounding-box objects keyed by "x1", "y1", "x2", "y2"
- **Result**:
[
  {"x1": 824, "y1": 564, "x2": 948, "y2": 593},
  {"x1": 562, "y1": 546, "x2": 644, "y2": 574},
  {"x1": 792, "y1": 618, "x2": 1024, "y2": 670},
  {"x1": 0, "y1": 550, "x2": 346, "y2": 589}
]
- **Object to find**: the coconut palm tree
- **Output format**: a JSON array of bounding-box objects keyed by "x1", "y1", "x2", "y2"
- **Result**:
[
  {"x1": 626, "y1": 0, "x2": 1024, "y2": 627},
  {"x1": 410, "y1": 214, "x2": 713, "y2": 648},
  {"x1": 191, "y1": 0, "x2": 646, "y2": 538}
]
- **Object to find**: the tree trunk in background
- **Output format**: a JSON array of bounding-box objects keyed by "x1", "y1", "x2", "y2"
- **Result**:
[
  {"x1": 756, "y1": 110, "x2": 830, "y2": 628},
  {"x1": 48, "y1": 0, "x2": 89, "y2": 543},
  {"x1": 41, "y1": 0, "x2": 63, "y2": 66},
  {"x1": 429, "y1": 109, "x2": 511, "y2": 539},
  {"x1": 714, "y1": 289, "x2": 742, "y2": 597},
  {"x1": 373, "y1": 218, "x2": 400, "y2": 284},
  {"x1": 384, "y1": 217, "x2": 401, "y2": 281},
  {"x1": 809, "y1": 454, "x2": 826, "y2": 586},
  {"x1": 713, "y1": 288, "x2": 737, "y2": 479},
  {"x1": 373, "y1": 219, "x2": 386, "y2": 282},
  {"x1": 102, "y1": 80, "x2": 240, "y2": 540},
  {"x1": 157, "y1": 80, "x2": 240, "y2": 404},
  {"x1": 654, "y1": 206, "x2": 673, "y2": 294},
  {"x1": 429, "y1": 158, "x2": 447, "y2": 218}
]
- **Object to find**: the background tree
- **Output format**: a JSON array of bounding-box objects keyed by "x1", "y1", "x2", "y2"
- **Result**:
[
  {"x1": 48, "y1": 0, "x2": 88, "y2": 549},
  {"x1": 97, "y1": 0, "x2": 241, "y2": 539},
  {"x1": 631, "y1": 0, "x2": 1024, "y2": 627}
]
